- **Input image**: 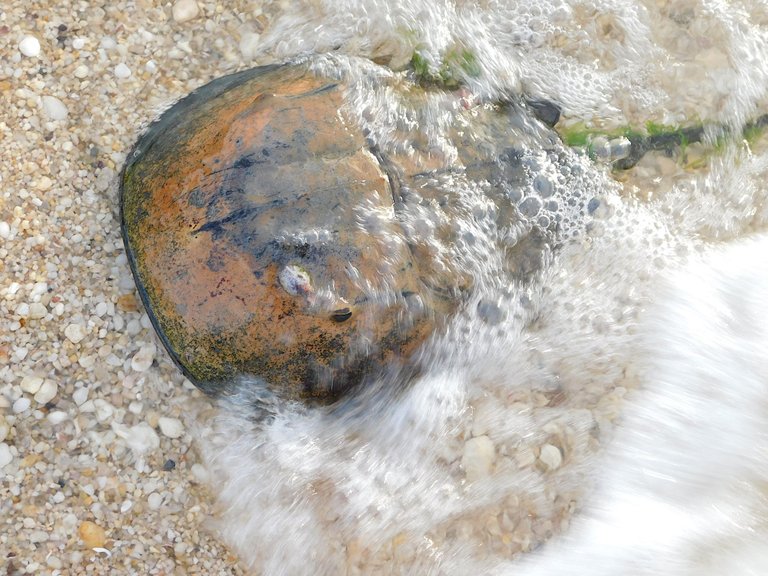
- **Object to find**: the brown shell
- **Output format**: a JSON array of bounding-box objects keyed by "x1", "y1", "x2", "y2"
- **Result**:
[{"x1": 120, "y1": 64, "x2": 438, "y2": 402}]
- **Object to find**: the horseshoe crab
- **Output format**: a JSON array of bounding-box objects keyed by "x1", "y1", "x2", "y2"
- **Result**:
[
  {"x1": 120, "y1": 63, "x2": 447, "y2": 403},
  {"x1": 121, "y1": 57, "x2": 572, "y2": 404}
]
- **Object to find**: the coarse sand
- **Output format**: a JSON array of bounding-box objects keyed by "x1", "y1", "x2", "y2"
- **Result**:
[{"x1": 0, "y1": 1, "x2": 282, "y2": 573}]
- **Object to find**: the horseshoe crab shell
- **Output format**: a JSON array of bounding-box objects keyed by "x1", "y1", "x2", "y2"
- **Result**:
[{"x1": 120, "y1": 63, "x2": 437, "y2": 402}]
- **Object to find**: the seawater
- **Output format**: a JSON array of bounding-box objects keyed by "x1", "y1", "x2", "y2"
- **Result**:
[{"x1": 197, "y1": 1, "x2": 768, "y2": 574}]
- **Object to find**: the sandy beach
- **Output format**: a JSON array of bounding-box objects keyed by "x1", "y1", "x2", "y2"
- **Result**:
[{"x1": 0, "y1": 1, "x2": 271, "y2": 573}]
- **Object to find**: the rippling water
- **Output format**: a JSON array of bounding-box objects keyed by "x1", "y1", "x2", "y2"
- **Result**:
[{"x1": 195, "y1": 1, "x2": 768, "y2": 574}]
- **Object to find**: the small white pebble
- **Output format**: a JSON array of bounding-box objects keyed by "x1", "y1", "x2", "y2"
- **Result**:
[
  {"x1": 118, "y1": 422, "x2": 160, "y2": 454},
  {"x1": 95, "y1": 302, "x2": 108, "y2": 317},
  {"x1": 462, "y1": 435, "x2": 495, "y2": 482},
  {"x1": 47, "y1": 411, "x2": 69, "y2": 425},
  {"x1": 64, "y1": 323, "x2": 87, "y2": 344},
  {"x1": 145, "y1": 60, "x2": 157, "y2": 73},
  {"x1": 147, "y1": 492, "x2": 163, "y2": 510},
  {"x1": 131, "y1": 343, "x2": 156, "y2": 372},
  {"x1": 190, "y1": 463, "x2": 209, "y2": 483},
  {"x1": 114, "y1": 63, "x2": 131, "y2": 79},
  {"x1": 172, "y1": 0, "x2": 200, "y2": 23},
  {"x1": 539, "y1": 443, "x2": 563, "y2": 471},
  {"x1": 74, "y1": 64, "x2": 89, "y2": 79},
  {"x1": 120, "y1": 500, "x2": 133, "y2": 513},
  {"x1": 12, "y1": 397, "x2": 31, "y2": 414},
  {"x1": 93, "y1": 399, "x2": 114, "y2": 422},
  {"x1": 19, "y1": 35, "x2": 41, "y2": 57},
  {"x1": 15, "y1": 303, "x2": 30, "y2": 318},
  {"x1": 20, "y1": 375, "x2": 44, "y2": 395},
  {"x1": 41, "y1": 95, "x2": 69, "y2": 121},
  {"x1": 72, "y1": 37, "x2": 86, "y2": 50},
  {"x1": 34, "y1": 380, "x2": 58, "y2": 405},
  {"x1": 239, "y1": 32, "x2": 261, "y2": 60},
  {"x1": 158, "y1": 416, "x2": 184, "y2": 439},
  {"x1": 29, "y1": 302, "x2": 47, "y2": 319},
  {"x1": 72, "y1": 387, "x2": 88, "y2": 406},
  {"x1": 36, "y1": 176, "x2": 53, "y2": 191},
  {"x1": 0, "y1": 443, "x2": 13, "y2": 469},
  {"x1": 0, "y1": 221, "x2": 10, "y2": 239}
]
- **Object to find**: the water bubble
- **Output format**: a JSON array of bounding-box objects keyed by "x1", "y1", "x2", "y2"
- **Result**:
[
  {"x1": 519, "y1": 196, "x2": 543, "y2": 217},
  {"x1": 533, "y1": 175, "x2": 555, "y2": 197}
]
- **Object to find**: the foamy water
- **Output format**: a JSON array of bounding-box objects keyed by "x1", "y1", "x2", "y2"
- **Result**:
[{"x1": 195, "y1": 1, "x2": 768, "y2": 574}]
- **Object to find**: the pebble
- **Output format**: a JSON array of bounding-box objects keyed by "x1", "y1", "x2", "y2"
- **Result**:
[
  {"x1": 20, "y1": 375, "x2": 44, "y2": 395},
  {"x1": 47, "y1": 411, "x2": 69, "y2": 425},
  {"x1": 36, "y1": 176, "x2": 53, "y2": 191},
  {"x1": 34, "y1": 380, "x2": 58, "y2": 405},
  {"x1": 72, "y1": 387, "x2": 89, "y2": 406},
  {"x1": 0, "y1": 417, "x2": 8, "y2": 442},
  {"x1": 72, "y1": 37, "x2": 86, "y2": 50},
  {"x1": 539, "y1": 443, "x2": 563, "y2": 471},
  {"x1": 239, "y1": 32, "x2": 261, "y2": 60},
  {"x1": 131, "y1": 343, "x2": 156, "y2": 372},
  {"x1": 74, "y1": 64, "x2": 89, "y2": 79},
  {"x1": 0, "y1": 221, "x2": 9, "y2": 238},
  {"x1": 64, "y1": 323, "x2": 88, "y2": 344},
  {"x1": 114, "y1": 63, "x2": 132, "y2": 79},
  {"x1": 461, "y1": 435, "x2": 495, "y2": 482},
  {"x1": 190, "y1": 463, "x2": 209, "y2": 484},
  {"x1": 18, "y1": 35, "x2": 41, "y2": 57},
  {"x1": 78, "y1": 520, "x2": 107, "y2": 549},
  {"x1": 12, "y1": 397, "x2": 31, "y2": 414},
  {"x1": 41, "y1": 95, "x2": 69, "y2": 121},
  {"x1": 29, "y1": 302, "x2": 47, "y2": 319},
  {"x1": 172, "y1": 0, "x2": 201, "y2": 23},
  {"x1": 122, "y1": 422, "x2": 160, "y2": 454},
  {"x1": 158, "y1": 416, "x2": 184, "y2": 439},
  {"x1": 93, "y1": 399, "x2": 114, "y2": 422},
  {"x1": 0, "y1": 443, "x2": 12, "y2": 469},
  {"x1": 147, "y1": 492, "x2": 163, "y2": 510}
]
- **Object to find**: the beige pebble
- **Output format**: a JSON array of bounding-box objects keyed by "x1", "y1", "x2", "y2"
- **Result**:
[
  {"x1": 73, "y1": 64, "x2": 89, "y2": 79},
  {"x1": 35, "y1": 176, "x2": 53, "y2": 191},
  {"x1": 41, "y1": 95, "x2": 68, "y2": 121},
  {"x1": 64, "y1": 323, "x2": 87, "y2": 344},
  {"x1": 78, "y1": 520, "x2": 107, "y2": 549},
  {"x1": 158, "y1": 416, "x2": 184, "y2": 439},
  {"x1": 20, "y1": 375, "x2": 44, "y2": 394},
  {"x1": 131, "y1": 343, "x2": 156, "y2": 372},
  {"x1": 172, "y1": 0, "x2": 200, "y2": 23},
  {"x1": 462, "y1": 435, "x2": 495, "y2": 482},
  {"x1": 34, "y1": 380, "x2": 58, "y2": 404},
  {"x1": 29, "y1": 302, "x2": 47, "y2": 319},
  {"x1": 538, "y1": 443, "x2": 563, "y2": 471},
  {"x1": 0, "y1": 443, "x2": 12, "y2": 469}
]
